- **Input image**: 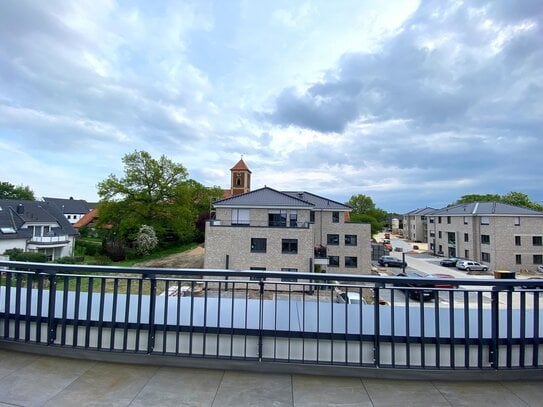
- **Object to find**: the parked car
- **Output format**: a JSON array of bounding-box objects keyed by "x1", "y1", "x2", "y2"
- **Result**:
[
  {"x1": 336, "y1": 291, "x2": 366, "y2": 304},
  {"x1": 378, "y1": 256, "x2": 407, "y2": 268},
  {"x1": 537, "y1": 265, "x2": 543, "y2": 273},
  {"x1": 395, "y1": 271, "x2": 436, "y2": 301},
  {"x1": 432, "y1": 273, "x2": 458, "y2": 289},
  {"x1": 440, "y1": 257, "x2": 463, "y2": 267},
  {"x1": 456, "y1": 260, "x2": 488, "y2": 272}
]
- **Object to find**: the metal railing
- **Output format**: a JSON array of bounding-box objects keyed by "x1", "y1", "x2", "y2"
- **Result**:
[{"x1": 0, "y1": 260, "x2": 541, "y2": 372}]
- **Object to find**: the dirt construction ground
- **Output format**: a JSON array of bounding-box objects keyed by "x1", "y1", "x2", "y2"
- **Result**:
[{"x1": 133, "y1": 245, "x2": 205, "y2": 269}]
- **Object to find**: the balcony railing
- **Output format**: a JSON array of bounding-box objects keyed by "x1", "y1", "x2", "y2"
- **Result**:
[
  {"x1": 29, "y1": 235, "x2": 69, "y2": 244},
  {"x1": 210, "y1": 220, "x2": 310, "y2": 228},
  {"x1": 0, "y1": 260, "x2": 542, "y2": 375}
]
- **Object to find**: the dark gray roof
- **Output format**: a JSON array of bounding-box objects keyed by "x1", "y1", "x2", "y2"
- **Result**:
[
  {"x1": 214, "y1": 187, "x2": 314, "y2": 208},
  {"x1": 0, "y1": 199, "x2": 78, "y2": 240},
  {"x1": 42, "y1": 197, "x2": 92, "y2": 214},
  {"x1": 283, "y1": 191, "x2": 351, "y2": 210},
  {"x1": 431, "y1": 202, "x2": 543, "y2": 216},
  {"x1": 405, "y1": 207, "x2": 437, "y2": 216}
]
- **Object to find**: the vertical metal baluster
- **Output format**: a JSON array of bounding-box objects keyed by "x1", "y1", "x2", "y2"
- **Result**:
[
  {"x1": 97, "y1": 278, "x2": 106, "y2": 349},
  {"x1": 73, "y1": 276, "x2": 81, "y2": 347},
  {"x1": 243, "y1": 282, "x2": 248, "y2": 359},
  {"x1": 47, "y1": 272, "x2": 57, "y2": 345},
  {"x1": 175, "y1": 280, "x2": 181, "y2": 356},
  {"x1": 287, "y1": 282, "x2": 292, "y2": 363},
  {"x1": 123, "y1": 279, "x2": 131, "y2": 352},
  {"x1": 147, "y1": 275, "x2": 157, "y2": 354},
  {"x1": 14, "y1": 273, "x2": 22, "y2": 341},
  {"x1": 273, "y1": 282, "x2": 278, "y2": 361},
  {"x1": 490, "y1": 286, "x2": 499, "y2": 368},
  {"x1": 203, "y1": 280, "x2": 209, "y2": 357},
  {"x1": 84, "y1": 276, "x2": 93, "y2": 348},
  {"x1": 390, "y1": 288, "x2": 395, "y2": 368},
  {"x1": 189, "y1": 280, "x2": 195, "y2": 356},
  {"x1": 405, "y1": 287, "x2": 410, "y2": 368},
  {"x1": 477, "y1": 291, "x2": 483, "y2": 368},
  {"x1": 464, "y1": 290, "x2": 469, "y2": 368},
  {"x1": 36, "y1": 273, "x2": 43, "y2": 343},
  {"x1": 216, "y1": 281, "x2": 222, "y2": 358},
  {"x1": 110, "y1": 278, "x2": 119, "y2": 351},
  {"x1": 4, "y1": 272, "x2": 12, "y2": 339},
  {"x1": 519, "y1": 290, "x2": 526, "y2": 368},
  {"x1": 506, "y1": 288, "x2": 513, "y2": 368},
  {"x1": 374, "y1": 285, "x2": 380, "y2": 368},
  {"x1": 419, "y1": 292, "x2": 425, "y2": 368},
  {"x1": 163, "y1": 280, "x2": 169, "y2": 355},
  {"x1": 449, "y1": 290, "x2": 455, "y2": 368},
  {"x1": 230, "y1": 281, "x2": 235, "y2": 359},
  {"x1": 532, "y1": 291, "x2": 539, "y2": 367},
  {"x1": 25, "y1": 274, "x2": 32, "y2": 342},
  {"x1": 60, "y1": 275, "x2": 69, "y2": 346},
  {"x1": 434, "y1": 287, "x2": 440, "y2": 368},
  {"x1": 135, "y1": 279, "x2": 143, "y2": 352}
]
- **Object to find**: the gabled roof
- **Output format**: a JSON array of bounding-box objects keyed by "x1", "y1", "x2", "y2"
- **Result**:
[
  {"x1": 431, "y1": 202, "x2": 543, "y2": 216},
  {"x1": 230, "y1": 159, "x2": 251, "y2": 173},
  {"x1": 283, "y1": 191, "x2": 351, "y2": 211},
  {"x1": 404, "y1": 207, "x2": 437, "y2": 216},
  {"x1": 214, "y1": 187, "x2": 313, "y2": 208},
  {"x1": 0, "y1": 199, "x2": 78, "y2": 239},
  {"x1": 73, "y1": 208, "x2": 98, "y2": 228},
  {"x1": 42, "y1": 197, "x2": 92, "y2": 214},
  {"x1": 213, "y1": 187, "x2": 351, "y2": 210}
]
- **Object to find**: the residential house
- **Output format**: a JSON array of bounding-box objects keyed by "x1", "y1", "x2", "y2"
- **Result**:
[
  {"x1": 42, "y1": 197, "x2": 96, "y2": 225},
  {"x1": 204, "y1": 186, "x2": 372, "y2": 276},
  {"x1": 0, "y1": 200, "x2": 78, "y2": 260},
  {"x1": 403, "y1": 207, "x2": 437, "y2": 243},
  {"x1": 427, "y1": 202, "x2": 543, "y2": 272}
]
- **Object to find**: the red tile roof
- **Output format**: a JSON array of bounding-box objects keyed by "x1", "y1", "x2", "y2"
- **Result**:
[{"x1": 230, "y1": 158, "x2": 251, "y2": 173}]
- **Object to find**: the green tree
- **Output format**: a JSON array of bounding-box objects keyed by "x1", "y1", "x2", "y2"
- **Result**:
[
  {"x1": 0, "y1": 182, "x2": 35, "y2": 200},
  {"x1": 346, "y1": 194, "x2": 387, "y2": 236},
  {"x1": 96, "y1": 151, "x2": 223, "y2": 250},
  {"x1": 453, "y1": 194, "x2": 501, "y2": 204}
]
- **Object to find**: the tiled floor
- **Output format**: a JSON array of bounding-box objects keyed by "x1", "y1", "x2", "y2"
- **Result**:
[{"x1": 0, "y1": 349, "x2": 540, "y2": 406}]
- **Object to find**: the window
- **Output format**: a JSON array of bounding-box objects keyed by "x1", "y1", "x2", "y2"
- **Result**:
[
  {"x1": 327, "y1": 234, "x2": 339, "y2": 245},
  {"x1": 481, "y1": 235, "x2": 490, "y2": 244},
  {"x1": 282, "y1": 239, "x2": 298, "y2": 254},
  {"x1": 231, "y1": 208, "x2": 250, "y2": 225},
  {"x1": 481, "y1": 216, "x2": 489, "y2": 225},
  {"x1": 429, "y1": 217, "x2": 434, "y2": 223},
  {"x1": 345, "y1": 234, "x2": 357, "y2": 246},
  {"x1": 464, "y1": 233, "x2": 469, "y2": 242},
  {"x1": 281, "y1": 268, "x2": 298, "y2": 282},
  {"x1": 447, "y1": 216, "x2": 451, "y2": 224},
  {"x1": 516, "y1": 254, "x2": 522, "y2": 265},
  {"x1": 464, "y1": 249, "x2": 469, "y2": 258},
  {"x1": 533, "y1": 236, "x2": 542, "y2": 246},
  {"x1": 332, "y1": 211, "x2": 340, "y2": 223},
  {"x1": 438, "y1": 216, "x2": 442, "y2": 224},
  {"x1": 515, "y1": 236, "x2": 521, "y2": 246},
  {"x1": 463, "y1": 216, "x2": 468, "y2": 225},
  {"x1": 534, "y1": 255, "x2": 543, "y2": 264},
  {"x1": 345, "y1": 256, "x2": 358, "y2": 268},
  {"x1": 310, "y1": 210, "x2": 315, "y2": 223},
  {"x1": 438, "y1": 244, "x2": 443, "y2": 253},
  {"x1": 438, "y1": 231, "x2": 442, "y2": 239},
  {"x1": 430, "y1": 243, "x2": 435, "y2": 251},
  {"x1": 482, "y1": 252, "x2": 490, "y2": 262},
  {"x1": 448, "y1": 232, "x2": 456, "y2": 245},
  {"x1": 328, "y1": 256, "x2": 339, "y2": 267},
  {"x1": 236, "y1": 177, "x2": 241, "y2": 186},
  {"x1": 429, "y1": 230, "x2": 435, "y2": 237},
  {"x1": 268, "y1": 210, "x2": 287, "y2": 227},
  {"x1": 514, "y1": 217, "x2": 520, "y2": 226},
  {"x1": 250, "y1": 238, "x2": 266, "y2": 253},
  {"x1": 289, "y1": 210, "x2": 298, "y2": 227}
]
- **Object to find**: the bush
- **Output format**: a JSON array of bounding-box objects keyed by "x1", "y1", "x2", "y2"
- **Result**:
[
  {"x1": 136, "y1": 225, "x2": 158, "y2": 256},
  {"x1": 88, "y1": 255, "x2": 112, "y2": 266},
  {"x1": 3, "y1": 248, "x2": 48, "y2": 263},
  {"x1": 55, "y1": 256, "x2": 79, "y2": 264},
  {"x1": 75, "y1": 239, "x2": 102, "y2": 256}
]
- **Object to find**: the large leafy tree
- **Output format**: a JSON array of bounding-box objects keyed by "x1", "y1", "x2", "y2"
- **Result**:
[
  {"x1": 0, "y1": 181, "x2": 35, "y2": 200},
  {"x1": 346, "y1": 194, "x2": 387, "y2": 236},
  {"x1": 452, "y1": 192, "x2": 543, "y2": 212},
  {"x1": 97, "y1": 151, "x2": 222, "y2": 247}
]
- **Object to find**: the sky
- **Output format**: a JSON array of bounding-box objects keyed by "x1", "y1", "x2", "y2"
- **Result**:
[{"x1": 1, "y1": 0, "x2": 542, "y2": 213}]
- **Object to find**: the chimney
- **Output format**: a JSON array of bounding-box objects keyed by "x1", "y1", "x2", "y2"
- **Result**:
[{"x1": 16, "y1": 204, "x2": 24, "y2": 214}]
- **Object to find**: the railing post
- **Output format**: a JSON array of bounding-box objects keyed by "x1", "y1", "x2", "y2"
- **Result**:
[
  {"x1": 147, "y1": 274, "x2": 157, "y2": 354},
  {"x1": 47, "y1": 272, "x2": 57, "y2": 345},
  {"x1": 258, "y1": 279, "x2": 264, "y2": 361},
  {"x1": 490, "y1": 286, "x2": 499, "y2": 368}
]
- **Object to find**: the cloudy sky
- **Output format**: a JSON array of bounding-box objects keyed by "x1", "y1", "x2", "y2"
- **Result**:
[{"x1": 1, "y1": 0, "x2": 542, "y2": 213}]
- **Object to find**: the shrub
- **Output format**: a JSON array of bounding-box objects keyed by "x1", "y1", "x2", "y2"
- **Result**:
[
  {"x1": 75, "y1": 239, "x2": 102, "y2": 256},
  {"x1": 55, "y1": 256, "x2": 79, "y2": 264},
  {"x1": 136, "y1": 225, "x2": 158, "y2": 256},
  {"x1": 3, "y1": 248, "x2": 48, "y2": 263}
]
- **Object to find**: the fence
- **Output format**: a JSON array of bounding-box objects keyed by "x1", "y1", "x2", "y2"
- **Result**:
[{"x1": 0, "y1": 260, "x2": 541, "y2": 374}]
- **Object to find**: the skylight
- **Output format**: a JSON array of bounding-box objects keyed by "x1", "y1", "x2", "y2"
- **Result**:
[{"x1": 0, "y1": 227, "x2": 16, "y2": 234}]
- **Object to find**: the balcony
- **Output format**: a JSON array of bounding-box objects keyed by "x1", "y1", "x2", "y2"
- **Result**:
[
  {"x1": 0, "y1": 260, "x2": 542, "y2": 378},
  {"x1": 209, "y1": 220, "x2": 310, "y2": 228},
  {"x1": 29, "y1": 235, "x2": 69, "y2": 244}
]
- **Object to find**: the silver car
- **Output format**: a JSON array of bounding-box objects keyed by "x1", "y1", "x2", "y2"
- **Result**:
[{"x1": 456, "y1": 260, "x2": 488, "y2": 272}]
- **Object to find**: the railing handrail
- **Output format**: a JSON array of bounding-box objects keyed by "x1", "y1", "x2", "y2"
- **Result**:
[{"x1": 0, "y1": 260, "x2": 541, "y2": 288}]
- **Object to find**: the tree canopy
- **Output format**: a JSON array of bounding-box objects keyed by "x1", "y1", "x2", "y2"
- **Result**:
[
  {"x1": 346, "y1": 194, "x2": 388, "y2": 236},
  {"x1": 96, "y1": 150, "x2": 223, "y2": 248},
  {"x1": 452, "y1": 192, "x2": 543, "y2": 212},
  {"x1": 0, "y1": 181, "x2": 35, "y2": 200}
]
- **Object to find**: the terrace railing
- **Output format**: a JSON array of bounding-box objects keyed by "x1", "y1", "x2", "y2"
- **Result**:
[{"x1": 0, "y1": 260, "x2": 541, "y2": 375}]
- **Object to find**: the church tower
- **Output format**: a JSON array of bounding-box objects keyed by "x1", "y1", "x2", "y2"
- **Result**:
[{"x1": 230, "y1": 158, "x2": 251, "y2": 196}]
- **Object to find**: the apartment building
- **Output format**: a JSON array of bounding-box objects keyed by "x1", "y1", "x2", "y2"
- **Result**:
[
  {"x1": 427, "y1": 202, "x2": 543, "y2": 272},
  {"x1": 403, "y1": 207, "x2": 436, "y2": 242},
  {"x1": 204, "y1": 186, "x2": 371, "y2": 276}
]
